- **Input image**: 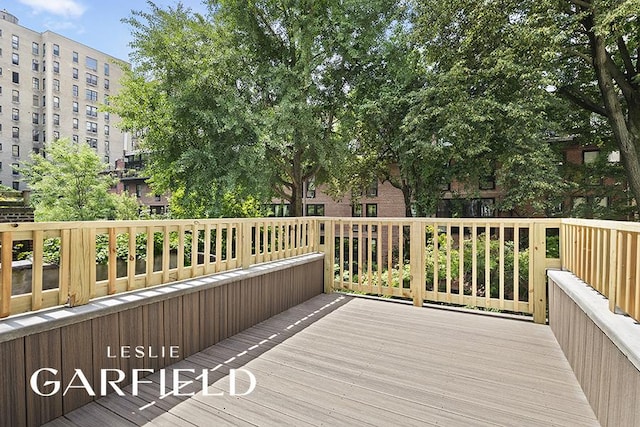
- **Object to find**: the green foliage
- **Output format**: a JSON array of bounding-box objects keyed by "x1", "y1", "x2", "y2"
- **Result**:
[
  {"x1": 19, "y1": 138, "x2": 141, "y2": 221},
  {"x1": 412, "y1": 0, "x2": 640, "y2": 216},
  {"x1": 112, "y1": 1, "x2": 401, "y2": 217}
]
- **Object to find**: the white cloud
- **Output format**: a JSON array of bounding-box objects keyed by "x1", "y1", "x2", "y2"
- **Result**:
[
  {"x1": 44, "y1": 19, "x2": 84, "y2": 34},
  {"x1": 19, "y1": 0, "x2": 86, "y2": 18}
]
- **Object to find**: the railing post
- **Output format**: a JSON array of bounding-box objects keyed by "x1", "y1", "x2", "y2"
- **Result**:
[
  {"x1": 410, "y1": 220, "x2": 425, "y2": 307},
  {"x1": 322, "y1": 219, "x2": 335, "y2": 294},
  {"x1": 0, "y1": 231, "x2": 13, "y2": 317},
  {"x1": 532, "y1": 223, "x2": 547, "y2": 324},
  {"x1": 240, "y1": 221, "x2": 253, "y2": 269},
  {"x1": 68, "y1": 227, "x2": 95, "y2": 307},
  {"x1": 608, "y1": 230, "x2": 618, "y2": 312}
]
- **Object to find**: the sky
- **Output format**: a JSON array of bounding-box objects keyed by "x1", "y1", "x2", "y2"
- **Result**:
[{"x1": 1, "y1": 0, "x2": 209, "y2": 62}]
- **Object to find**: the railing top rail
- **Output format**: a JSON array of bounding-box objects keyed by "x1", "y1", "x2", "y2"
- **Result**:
[
  {"x1": 317, "y1": 217, "x2": 563, "y2": 225},
  {"x1": 0, "y1": 217, "x2": 318, "y2": 232},
  {"x1": 560, "y1": 218, "x2": 640, "y2": 232}
]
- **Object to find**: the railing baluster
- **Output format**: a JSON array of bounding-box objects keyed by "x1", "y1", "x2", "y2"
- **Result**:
[
  {"x1": 128, "y1": 226, "x2": 136, "y2": 290},
  {"x1": 1, "y1": 231, "x2": 13, "y2": 317},
  {"x1": 499, "y1": 223, "x2": 505, "y2": 310},
  {"x1": 471, "y1": 223, "x2": 478, "y2": 308},
  {"x1": 31, "y1": 230, "x2": 43, "y2": 311}
]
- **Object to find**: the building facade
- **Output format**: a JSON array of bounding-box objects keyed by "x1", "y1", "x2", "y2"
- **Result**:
[{"x1": 0, "y1": 10, "x2": 132, "y2": 190}]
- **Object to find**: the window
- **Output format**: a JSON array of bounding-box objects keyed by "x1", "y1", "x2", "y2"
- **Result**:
[
  {"x1": 85, "y1": 56, "x2": 97, "y2": 71},
  {"x1": 306, "y1": 204, "x2": 325, "y2": 216},
  {"x1": 86, "y1": 105, "x2": 98, "y2": 117},
  {"x1": 53, "y1": 79, "x2": 60, "y2": 91},
  {"x1": 86, "y1": 73, "x2": 98, "y2": 86},
  {"x1": 12, "y1": 108, "x2": 19, "y2": 121},
  {"x1": 32, "y1": 59, "x2": 39, "y2": 71},
  {"x1": 11, "y1": 35, "x2": 18, "y2": 49},
  {"x1": 72, "y1": 101, "x2": 79, "y2": 113},
  {"x1": 12, "y1": 182, "x2": 19, "y2": 191},
  {"x1": 268, "y1": 204, "x2": 291, "y2": 217},
  {"x1": 366, "y1": 181, "x2": 378, "y2": 197},
  {"x1": 32, "y1": 42, "x2": 39, "y2": 55},
  {"x1": 366, "y1": 203, "x2": 378, "y2": 217},
  {"x1": 53, "y1": 131, "x2": 59, "y2": 140},
  {"x1": 53, "y1": 44, "x2": 59, "y2": 56},
  {"x1": 86, "y1": 137, "x2": 97, "y2": 148},
  {"x1": 104, "y1": 79, "x2": 110, "y2": 90},
  {"x1": 73, "y1": 51, "x2": 78, "y2": 63},
  {"x1": 104, "y1": 125, "x2": 110, "y2": 135},
  {"x1": 53, "y1": 96, "x2": 60, "y2": 108},
  {"x1": 12, "y1": 71, "x2": 18, "y2": 84},
  {"x1": 352, "y1": 203, "x2": 362, "y2": 217},
  {"x1": 12, "y1": 163, "x2": 19, "y2": 175},
  {"x1": 32, "y1": 113, "x2": 39, "y2": 124},
  {"x1": 583, "y1": 150, "x2": 599, "y2": 164},
  {"x1": 12, "y1": 145, "x2": 19, "y2": 157},
  {"x1": 53, "y1": 61, "x2": 59, "y2": 73},
  {"x1": 608, "y1": 151, "x2": 621, "y2": 163},
  {"x1": 73, "y1": 118, "x2": 78, "y2": 129},
  {"x1": 53, "y1": 114, "x2": 60, "y2": 125},
  {"x1": 32, "y1": 95, "x2": 39, "y2": 106},
  {"x1": 42, "y1": 114, "x2": 45, "y2": 124},
  {"x1": 104, "y1": 112, "x2": 110, "y2": 121},
  {"x1": 72, "y1": 135, "x2": 78, "y2": 143},
  {"x1": 104, "y1": 63, "x2": 110, "y2": 76},
  {"x1": 86, "y1": 121, "x2": 98, "y2": 133},
  {"x1": 72, "y1": 67, "x2": 78, "y2": 79},
  {"x1": 11, "y1": 52, "x2": 18, "y2": 65},
  {"x1": 85, "y1": 89, "x2": 98, "y2": 101},
  {"x1": 72, "y1": 84, "x2": 78, "y2": 97},
  {"x1": 306, "y1": 180, "x2": 316, "y2": 198},
  {"x1": 32, "y1": 130, "x2": 39, "y2": 142},
  {"x1": 12, "y1": 89, "x2": 19, "y2": 102},
  {"x1": 32, "y1": 77, "x2": 39, "y2": 90},
  {"x1": 42, "y1": 96, "x2": 46, "y2": 106}
]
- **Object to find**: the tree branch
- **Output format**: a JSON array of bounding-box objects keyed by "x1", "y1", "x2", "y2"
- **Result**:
[
  {"x1": 556, "y1": 86, "x2": 608, "y2": 117},
  {"x1": 617, "y1": 36, "x2": 636, "y2": 78}
]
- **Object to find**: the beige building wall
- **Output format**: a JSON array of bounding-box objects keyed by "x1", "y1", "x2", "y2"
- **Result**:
[{"x1": 0, "y1": 10, "x2": 130, "y2": 190}]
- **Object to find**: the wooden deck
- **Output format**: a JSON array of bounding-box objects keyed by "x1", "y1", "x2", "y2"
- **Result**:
[{"x1": 44, "y1": 294, "x2": 599, "y2": 426}]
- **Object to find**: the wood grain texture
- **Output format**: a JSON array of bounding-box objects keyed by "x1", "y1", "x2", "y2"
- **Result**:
[
  {"x1": 25, "y1": 330, "x2": 63, "y2": 426},
  {"x1": 61, "y1": 322, "x2": 95, "y2": 413},
  {"x1": 0, "y1": 338, "x2": 27, "y2": 426},
  {"x1": 45, "y1": 294, "x2": 598, "y2": 427}
]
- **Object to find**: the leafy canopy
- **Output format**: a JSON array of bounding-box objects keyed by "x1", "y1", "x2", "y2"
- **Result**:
[{"x1": 20, "y1": 138, "x2": 140, "y2": 221}]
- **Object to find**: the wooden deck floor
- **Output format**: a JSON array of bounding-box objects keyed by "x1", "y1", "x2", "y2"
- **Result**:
[{"x1": 44, "y1": 294, "x2": 599, "y2": 426}]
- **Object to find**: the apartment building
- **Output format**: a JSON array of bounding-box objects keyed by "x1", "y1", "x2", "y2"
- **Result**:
[{"x1": 0, "y1": 10, "x2": 132, "y2": 190}]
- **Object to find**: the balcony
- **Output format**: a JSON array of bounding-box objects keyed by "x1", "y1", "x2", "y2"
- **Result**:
[{"x1": 0, "y1": 218, "x2": 638, "y2": 426}]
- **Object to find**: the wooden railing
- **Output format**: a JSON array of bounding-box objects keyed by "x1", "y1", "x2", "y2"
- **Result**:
[
  {"x1": 562, "y1": 218, "x2": 640, "y2": 322},
  {"x1": 1, "y1": 216, "x2": 638, "y2": 325},
  {"x1": 318, "y1": 218, "x2": 561, "y2": 323},
  {"x1": 0, "y1": 218, "x2": 316, "y2": 318}
]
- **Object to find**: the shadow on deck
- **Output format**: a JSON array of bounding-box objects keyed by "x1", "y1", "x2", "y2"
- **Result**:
[{"x1": 44, "y1": 294, "x2": 599, "y2": 426}]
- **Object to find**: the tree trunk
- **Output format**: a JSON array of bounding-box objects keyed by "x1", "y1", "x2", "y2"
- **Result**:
[
  {"x1": 290, "y1": 148, "x2": 304, "y2": 217},
  {"x1": 590, "y1": 26, "x2": 640, "y2": 214},
  {"x1": 401, "y1": 183, "x2": 413, "y2": 217}
]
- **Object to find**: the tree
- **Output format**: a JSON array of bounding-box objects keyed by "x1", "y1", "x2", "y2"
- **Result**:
[
  {"x1": 20, "y1": 138, "x2": 139, "y2": 221},
  {"x1": 333, "y1": 31, "x2": 455, "y2": 217},
  {"x1": 111, "y1": 0, "x2": 401, "y2": 217},
  {"x1": 413, "y1": 0, "x2": 640, "y2": 216}
]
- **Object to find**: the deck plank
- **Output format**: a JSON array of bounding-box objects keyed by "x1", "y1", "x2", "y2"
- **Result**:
[{"x1": 45, "y1": 294, "x2": 599, "y2": 426}]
